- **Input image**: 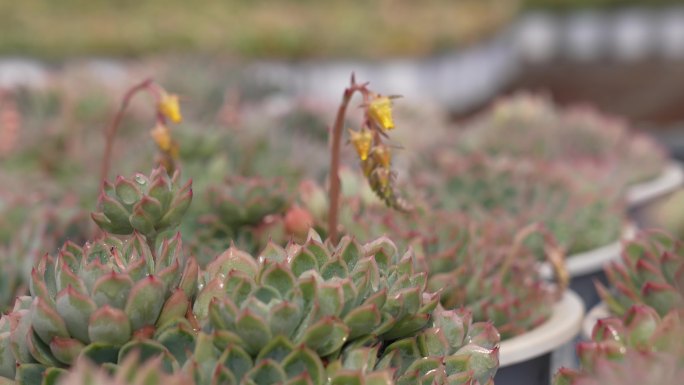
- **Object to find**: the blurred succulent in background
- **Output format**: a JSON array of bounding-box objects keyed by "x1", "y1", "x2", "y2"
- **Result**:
[
  {"x1": 186, "y1": 176, "x2": 306, "y2": 265},
  {"x1": 201, "y1": 176, "x2": 290, "y2": 235},
  {"x1": 0, "y1": 232, "x2": 199, "y2": 384},
  {"x1": 297, "y1": 171, "x2": 563, "y2": 339},
  {"x1": 459, "y1": 93, "x2": 667, "y2": 189},
  {"x1": 56, "y1": 354, "x2": 191, "y2": 385},
  {"x1": 0, "y1": 196, "x2": 93, "y2": 311},
  {"x1": 553, "y1": 305, "x2": 684, "y2": 385},
  {"x1": 598, "y1": 231, "x2": 684, "y2": 317},
  {"x1": 419, "y1": 214, "x2": 562, "y2": 339},
  {"x1": 92, "y1": 167, "x2": 192, "y2": 247},
  {"x1": 422, "y1": 154, "x2": 624, "y2": 257},
  {"x1": 190, "y1": 231, "x2": 500, "y2": 384}
]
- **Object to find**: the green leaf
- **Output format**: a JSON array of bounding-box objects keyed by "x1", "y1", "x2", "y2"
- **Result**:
[
  {"x1": 31, "y1": 298, "x2": 69, "y2": 345},
  {"x1": 115, "y1": 177, "x2": 143, "y2": 206},
  {"x1": 49, "y1": 337, "x2": 84, "y2": 365},
  {"x1": 300, "y1": 318, "x2": 349, "y2": 357},
  {"x1": 92, "y1": 272, "x2": 134, "y2": 310},
  {"x1": 124, "y1": 276, "x2": 166, "y2": 331},
  {"x1": 55, "y1": 286, "x2": 97, "y2": 343},
  {"x1": 88, "y1": 306, "x2": 132, "y2": 346},
  {"x1": 256, "y1": 336, "x2": 294, "y2": 362},
  {"x1": 235, "y1": 310, "x2": 272, "y2": 356},
  {"x1": 269, "y1": 301, "x2": 301, "y2": 337},
  {"x1": 262, "y1": 263, "x2": 296, "y2": 295},
  {"x1": 80, "y1": 343, "x2": 119, "y2": 365},
  {"x1": 282, "y1": 346, "x2": 325, "y2": 385},
  {"x1": 244, "y1": 359, "x2": 286, "y2": 385}
]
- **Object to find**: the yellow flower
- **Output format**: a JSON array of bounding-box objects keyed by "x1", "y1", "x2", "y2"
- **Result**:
[
  {"x1": 158, "y1": 92, "x2": 182, "y2": 124},
  {"x1": 368, "y1": 95, "x2": 394, "y2": 131},
  {"x1": 151, "y1": 123, "x2": 173, "y2": 152},
  {"x1": 371, "y1": 144, "x2": 391, "y2": 168},
  {"x1": 349, "y1": 128, "x2": 373, "y2": 161}
]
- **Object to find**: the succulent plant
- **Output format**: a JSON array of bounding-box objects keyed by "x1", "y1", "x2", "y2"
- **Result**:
[
  {"x1": 459, "y1": 93, "x2": 667, "y2": 187},
  {"x1": 553, "y1": 305, "x2": 684, "y2": 385},
  {"x1": 0, "y1": 198, "x2": 93, "y2": 312},
  {"x1": 91, "y1": 167, "x2": 192, "y2": 242},
  {"x1": 0, "y1": 232, "x2": 199, "y2": 384},
  {"x1": 0, "y1": 222, "x2": 44, "y2": 311},
  {"x1": 55, "y1": 353, "x2": 191, "y2": 385},
  {"x1": 189, "y1": 231, "x2": 500, "y2": 384},
  {"x1": 598, "y1": 231, "x2": 684, "y2": 317},
  {"x1": 186, "y1": 176, "x2": 295, "y2": 265},
  {"x1": 298, "y1": 172, "x2": 563, "y2": 339},
  {"x1": 422, "y1": 154, "x2": 624, "y2": 256},
  {"x1": 419, "y1": 213, "x2": 562, "y2": 339},
  {"x1": 203, "y1": 177, "x2": 290, "y2": 231}
]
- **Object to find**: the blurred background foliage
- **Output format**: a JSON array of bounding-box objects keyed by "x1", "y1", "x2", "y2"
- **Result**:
[{"x1": 0, "y1": 0, "x2": 518, "y2": 59}]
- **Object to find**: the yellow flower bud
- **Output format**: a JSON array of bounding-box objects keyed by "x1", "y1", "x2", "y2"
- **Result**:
[
  {"x1": 349, "y1": 128, "x2": 373, "y2": 161},
  {"x1": 371, "y1": 144, "x2": 391, "y2": 168},
  {"x1": 151, "y1": 124, "x2": 173, "y2": 152},
  {"x1": 368, "y1": 96, "x2": 394, "y2": 131},
  {"x1": 158, "y1": 92, "x2": 182, "y2": 124}
]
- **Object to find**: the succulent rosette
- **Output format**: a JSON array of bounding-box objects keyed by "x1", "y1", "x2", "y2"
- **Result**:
[
  {"x1": 0, "y1": 198, "x2": 93, "y2": 312},
  {"x1": 421, "y1": 154, "x2": 624, "y2": 256},
  {"x1": 91, "y1": 167, "x2": 192, "y2": 240},
  {"x1": 0, "y1": 233, "x2": 199, "y2": 384},
  {"x1": 459, "y1": 93, "x2": 667, "y2": 188},
  {"x1": 203, "y1": 176, "x2": 290, "y2": 231},
  {"x1": 599, "y1": 231, "x2": 684, "y2": 317},
  {"x1": 188, "y1": 176, "x2": 292, "y2": 262},
  {"x1": 189, "y1": 231, "x2": 500, "y2": 384},
  {"x1": 554, "y1": 305, "x2": 684, "y2": 385},
  {"x1": 299, "y1": 175, "x2": 562, "y2": 339},
  {"x1": 419, "y1": 213, "x2": 561, "y2": 339}
]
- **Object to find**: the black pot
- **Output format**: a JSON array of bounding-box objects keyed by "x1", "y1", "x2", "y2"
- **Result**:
[{"x1": 494, "y1": 354, "x2": 551, "y2": 385}]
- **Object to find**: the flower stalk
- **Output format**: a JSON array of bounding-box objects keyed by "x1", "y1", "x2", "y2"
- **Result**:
[
  {"x1": 99, "y1": 79, "x2": 183, "y2": 196},
  {"x1": 327, "y1": 73, "x2": 410, "y2": 244}
]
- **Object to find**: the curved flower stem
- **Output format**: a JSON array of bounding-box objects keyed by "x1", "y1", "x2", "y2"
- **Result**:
[
  {"x1": 100, "y1": 78, "x2": 153, "y2": 194},
  {"x1": 328, "y1": 74, "x2": 368, "y2": 245}
]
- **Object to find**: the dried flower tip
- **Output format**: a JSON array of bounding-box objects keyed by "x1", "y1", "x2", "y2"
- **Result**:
[
  {"x1": 372, "y1": 144, "x2": 392, "y2": 168},
  {"x1": 151, "y1": 123, "x2": 173, "y2": 152},
  {"x1": 362, "y1": 158, "x2": 374, "y2": 177},
  {"x1": 349, "y1": 128, "x2": 373, "y2": 161},
  {"x1": 373, "y1": 167, "x2": 392, "y2": 190},
  {"x1": 368, "y1": 95, "x2": 395, "y2": 131},
  {"x1": 158, "y1": 91, "x2": 182, "y2": 123}
]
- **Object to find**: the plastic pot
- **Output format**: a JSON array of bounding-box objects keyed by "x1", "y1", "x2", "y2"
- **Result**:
[
  {"x1": 582, "y1": 302, "x2": 610, "y2": 341},
  {"x1": 540, "y1": 226, "x2": 635, "y2": 309},
  {"x1": 626, "y1": 161, "x2": 683, "y2": 208},
  {"x1": 495, "y1": 290, "x2": 584, "y2": 385}
]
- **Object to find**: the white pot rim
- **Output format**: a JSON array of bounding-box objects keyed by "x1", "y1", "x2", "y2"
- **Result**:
[
  {"x1": 582, "y1": 302, "x2": 610, "y2": 341},
  {"x1": 540, "y1": 225, "x2": 635, "y2": 279},
  {"x1": 499, "y1": 290, "x2": 584, "y2": 367},
  {"x1": 626, "y1": 161, "x2": 683, "y2": 207}
]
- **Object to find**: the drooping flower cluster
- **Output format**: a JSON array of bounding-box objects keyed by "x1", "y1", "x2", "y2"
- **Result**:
[
  {"x1": 347, "y1": 81, "x2": 410, "y2": 212},
  {"x1": 151, "y1": 88, "x2": 183, "y2": 172}
]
